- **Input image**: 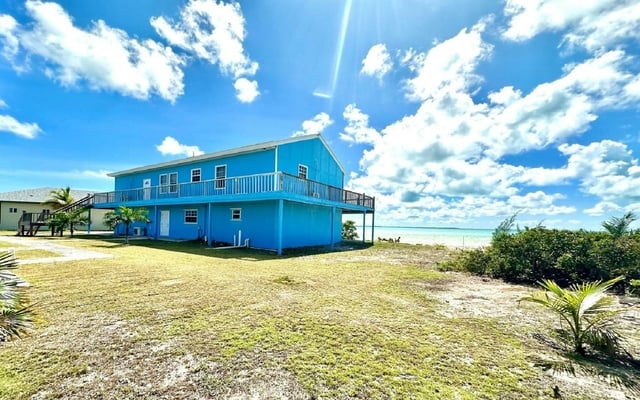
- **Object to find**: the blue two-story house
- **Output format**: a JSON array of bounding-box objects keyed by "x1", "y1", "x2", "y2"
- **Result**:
[{"x1": 93, "y1": 134, "x2": 374, "y2": 254}]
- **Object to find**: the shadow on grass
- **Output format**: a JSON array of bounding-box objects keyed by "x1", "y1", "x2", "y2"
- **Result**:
[
  {"x1": 530, "y1": 331, "x2": 640, "y2": 397},
  {"x1": 533, "y1": 352, "x2": 640, "y2": 397},
  {"x1": 72, "y1": 236, "x2": 373, "y2": 261}
]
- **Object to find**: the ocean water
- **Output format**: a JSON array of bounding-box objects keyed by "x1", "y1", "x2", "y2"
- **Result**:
[{"x1": 356, "y1": 226, "x2": 494, "y2": 248}]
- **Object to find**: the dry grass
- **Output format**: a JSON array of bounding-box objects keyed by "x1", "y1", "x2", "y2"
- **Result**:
[{"x1": 0, "y1": 238, "x2": 637, "y2": 399}]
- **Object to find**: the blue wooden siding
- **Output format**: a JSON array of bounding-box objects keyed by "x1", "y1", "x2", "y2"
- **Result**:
[
  {"x1": 278, "y1": 138, "x2": 343, "y2": 187},
  {"x1": 209, "y1": 201, "x2": 278, "y2": 249},
  {"x1": 114, "y1": 149, "x2": 276, "y2": 191},
  {"x1": 98, "y1": 135, "x2": 372, "y2": 252},
  {"x1": 281, "y1": 202, "x2": 342, "y2": 248},
  {"x1": 119, "y1": 200, "x2": 344, "y2": 251}
]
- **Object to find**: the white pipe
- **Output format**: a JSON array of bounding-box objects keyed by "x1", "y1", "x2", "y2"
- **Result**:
[
  {"x1": 238, "y1": 230, "x2": 242, "y2": 245},
  {"x1": 233, "y1": 234, "x2": 237, "y2": 246}
]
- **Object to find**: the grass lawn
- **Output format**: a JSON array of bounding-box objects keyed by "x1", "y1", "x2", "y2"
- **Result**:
[{"x1": 0, "y1": 238, "x2": 635, "y2": 399}]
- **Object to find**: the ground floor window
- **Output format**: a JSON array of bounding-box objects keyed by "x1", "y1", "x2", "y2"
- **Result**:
[
  {"x1": 9, "y1": 207, "x2": 18, "y2": 213},
  {"x1": 231, "y1": 208, "x2": 241, "y2": 221},
  {"x1": 184, "y1": 209, "x2": 198, "y2": 224}
]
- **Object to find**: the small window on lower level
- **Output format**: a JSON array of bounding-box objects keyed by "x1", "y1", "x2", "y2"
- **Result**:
[
  {"x1": 185, "y1": 209, "x2": 198, "y2": 224},
  {"x1": 9, "y1": 207, "x2": 17, "y2": 213},
  {"x1": 231, "y1": 208, "x2": 241, "y2": 221}
]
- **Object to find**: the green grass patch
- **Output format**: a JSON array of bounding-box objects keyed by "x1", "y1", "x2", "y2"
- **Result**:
[{"x1": 0, "y1": 238, "x2": 627, "y2": 399}]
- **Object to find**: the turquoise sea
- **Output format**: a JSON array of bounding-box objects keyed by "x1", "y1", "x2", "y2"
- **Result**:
[{"x1": 357, "y1": 226, "x2": 494, "y2": 248}]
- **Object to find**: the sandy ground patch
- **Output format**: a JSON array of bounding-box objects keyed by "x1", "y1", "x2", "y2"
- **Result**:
[{"x1": 0, "y1": 235, "x2": 112, "y2": 264}]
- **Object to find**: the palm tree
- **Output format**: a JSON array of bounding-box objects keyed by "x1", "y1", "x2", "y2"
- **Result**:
[
  {"x1": 0, "y1": 251, "x2": 34, "y2": 341},
  {"x1": 49, "y1": 208, "x2": 89, "y2": 237},
  {"x1": 103, "y1": 206, "x2": 150, "y2": 244},
  {"x1": 521, "y1": 276, "x2": 625, "y2": 356},
  {"x1": 43, "y1": 186, "x2": 75, "y2": 210},
  {"x1": 602, "y1": 211, "x2": 637, "y2": 239}
]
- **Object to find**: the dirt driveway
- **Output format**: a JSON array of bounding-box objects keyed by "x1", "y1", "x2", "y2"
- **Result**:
[{"x1": 1, "y1": 235, "x2": 113, "y2": 264}]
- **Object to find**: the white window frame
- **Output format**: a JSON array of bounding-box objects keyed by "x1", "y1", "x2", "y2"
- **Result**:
[
  {"x1": 160, "y1": 172, "x2": 178, "y2": 194},
  {"x1": 9, "y1": 207, "x2": 17, "y2": 213},
  {"x1": 215, "y1": 165, "x2": 227, "y2": 189},
  {"x1": 298, "y1": 164, "x2": 308, "y2": 180},
  {"x1": 191, "y1": 168, "x2": 201, "y2": 183},
  {"x1": 184, "y1": 209, "x2": 198, "y2": 224},
  {"x1": 231, "y1": 208, "x2": 241, "y2": 221}
]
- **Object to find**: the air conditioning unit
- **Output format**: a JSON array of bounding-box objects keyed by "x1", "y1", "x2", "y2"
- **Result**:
[{"x1": 133, "y1": 227, "x2": 144, "y2": 236}]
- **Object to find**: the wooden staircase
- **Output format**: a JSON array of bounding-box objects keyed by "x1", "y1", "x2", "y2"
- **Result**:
[{"x1": 16, "y1": 194, "x2": 95, "y2": 237}]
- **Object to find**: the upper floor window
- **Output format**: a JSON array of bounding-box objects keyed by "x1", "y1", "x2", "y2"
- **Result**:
[
  {"x1": 298, "y1": 164, "x2": 308, "y2": 180},
  {"x1": 184, "y1": 209, "x2": 198, "y2": 224},
  {"x1": 8, "y1": 207, "x2": 18, "y2": 213},
  {"x1": 191, "y1": 168, "x2": 201, "y2": 183},
  {"x1": 160, "y1": 172, "x2": 178, "y2": 194},
  {"x1": 215, "y1": 165, "x2": 227, "y2": 189}
]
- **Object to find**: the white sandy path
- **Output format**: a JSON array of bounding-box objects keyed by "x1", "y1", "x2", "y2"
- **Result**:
[{"x1": 1, "y1": 236, "x2": 113, "y2": 264}]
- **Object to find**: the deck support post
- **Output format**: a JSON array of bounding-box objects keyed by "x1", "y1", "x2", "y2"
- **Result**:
[
  {"x1": 207, "y1": 203, "x2": 212, "y2": 247},
  {"x1": 330, "y1": 206, "x2": 336, "y2": 251},
  {"x1": 87, "y1": 208, "x2": 92, "y2": 234},
  {"x1": 277, "y1": 199, "x2": 284, "y2": 255},
  {"x1": 153, "y1": 206, "x2": 159, "y2": 240},
  {"x1": 362, "y1": 211, "x2": 366, "y2": 243},
  {"x1": 371, "y1": 210, "x2": 375, "y2": 243}
]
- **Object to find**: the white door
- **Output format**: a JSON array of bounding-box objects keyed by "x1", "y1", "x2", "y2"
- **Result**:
[
  {"x1": 143, "y1": 178, "x2": 151, "y2": 200},
  {"x1": 160, "y1": 210, "x2": 170, "y2": 236}
]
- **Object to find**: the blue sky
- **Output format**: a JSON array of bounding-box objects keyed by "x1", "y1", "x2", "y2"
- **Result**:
[{"x1": 1, "y1": 0, "x2": 639, "y2": 229}]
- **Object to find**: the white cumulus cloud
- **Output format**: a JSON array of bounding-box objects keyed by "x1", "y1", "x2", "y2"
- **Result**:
[
  {"x1": 503, "y1": 0, "x2": 640, "y2": 53},
  {"x1": 0, "y1": 0, "x2": 185, "y2": 102},
  {"x1": 338, "y1": 104, "x2": 381, "y2": 145},
  {"x1": 361, "y1": 44, "x2": 393, "y2": 81},
  {"x1": 293, "y1": 112, "x2": 333, "y2": 137},
  {"x1": 0, "y1": 114, "x2": 41, "y2": 139},
  {"x1": 233, "y1": 78, "x2": 259, "y2": 103},
  {"x1": 151, "y1": 0, "x2": 260, "y2": 102},
  {"x1": 341, "y1": 9, "x2": 640, "y2": 225},
  {"x1": 156, "y1": 136, "x2": 204, "y2": 157}
]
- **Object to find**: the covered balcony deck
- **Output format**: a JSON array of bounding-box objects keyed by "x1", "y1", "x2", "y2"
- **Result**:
[{"x1": 94, "y1": 172, "x2": 374, "y2": 212}]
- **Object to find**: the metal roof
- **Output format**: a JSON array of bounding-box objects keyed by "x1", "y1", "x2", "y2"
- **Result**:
[
  {"x1": 0, "y1": 187, "x2": 95, "y2": 203},
  {"x1": 108, "y1": 134, "x2": 346, "y2": 177}
]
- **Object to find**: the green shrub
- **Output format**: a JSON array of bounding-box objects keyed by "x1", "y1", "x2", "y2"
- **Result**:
[
  {"x1": 448, "y1": 226, "x2": 640, "y2": 290},
  {"x1": 455, "y1": 248, "x2": 491, "y2": 275}
]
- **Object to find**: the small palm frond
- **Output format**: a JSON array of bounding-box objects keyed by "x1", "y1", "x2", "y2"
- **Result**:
[
  {"x1": 0, "y1": 250, "x2": 18, "y2": 271},
  {"x1": 0, "y1": 251, "x2": 35, "y2": 342},
  {"x1": 0, "y1": 304, "x2": 34, "y2": 341},
  {"x1": 582, "y1": 328, "x2": 623, "y2": 357},
  {"x1": 521, "y1": 276, "x2": 626, "y2": 356}
]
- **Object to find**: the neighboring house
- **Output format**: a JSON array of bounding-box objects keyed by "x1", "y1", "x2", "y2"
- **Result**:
[
  {"x1": 93, "y1": 134, "x2": 375, "y2": 254},
  {"x1": 0, "y1": 187, "x2": 110, "y2": 232}
]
